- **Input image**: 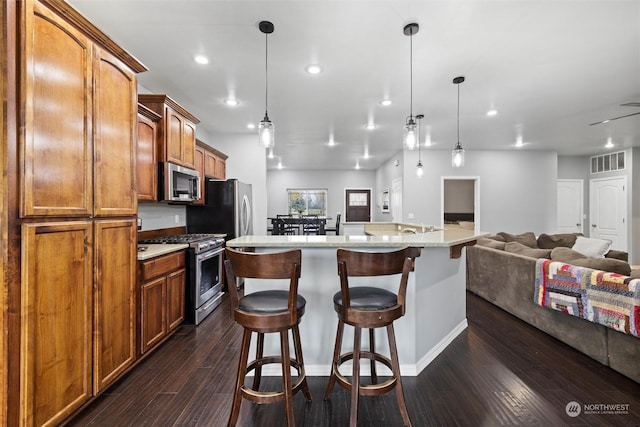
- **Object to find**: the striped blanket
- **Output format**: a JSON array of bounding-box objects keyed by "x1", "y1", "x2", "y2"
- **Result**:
[{"x1": 534, "y1": 259, "x2": 640, "y2": 338}]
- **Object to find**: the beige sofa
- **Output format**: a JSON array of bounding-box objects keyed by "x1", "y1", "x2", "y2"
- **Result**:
[{"x1": 466, "y1": 232, "x2": 640, "y2": 384}]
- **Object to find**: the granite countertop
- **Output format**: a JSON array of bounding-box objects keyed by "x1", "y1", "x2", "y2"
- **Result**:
[
  {"x1": 226, "y1": 228, "x2": 487, "y2": 248},
  {"x1": 137, "y1": 243, "x2": 189, "y2": 261}
]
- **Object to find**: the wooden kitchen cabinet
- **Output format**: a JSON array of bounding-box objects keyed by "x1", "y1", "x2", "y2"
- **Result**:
[
  {"x1": 138, "y1": 250, "x2": 186, "y2": 355},
  {"x1": 137, "y1": 104, "x2": 160, "y2": 201},
  {"x1": 21, "y1": 2, "x2": 93, "y2": 218},
  {"x1": 138, "y1": 94, "x2": 200, "y2": 169},
  {"x1": 199, "y1": 139, "x2": 228, "y2": 180},
  {"x1": 8, "y1": 1, "x2": 147, "y2": 425},
  {"x1": 93, "y1": 219, "x2": 137, "y2": 393},
  {"x1": 193, "y1": 143, "x2": 206, "y2": 206},
  {"x1": 21, "y1": 221, "x2": 94, "y2": 427},
  {"x1": 93, "y1": 46, "x2": 138, "y2": 216}
]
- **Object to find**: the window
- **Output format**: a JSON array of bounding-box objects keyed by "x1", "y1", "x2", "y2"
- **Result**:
[
  {"x1": 591, "y1": 151, "x2": 625, "y2": 174},
  {"x1": 287, "y1": 189, "x2": 327, "y2": 215}
]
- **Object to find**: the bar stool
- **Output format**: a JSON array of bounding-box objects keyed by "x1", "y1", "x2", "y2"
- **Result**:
[
  {"x1": 323, "y1": 247, "x2": 421, "y2": 427},
  {"x1": 224, "y1": 248, "x2": 312, "y2": 427}
]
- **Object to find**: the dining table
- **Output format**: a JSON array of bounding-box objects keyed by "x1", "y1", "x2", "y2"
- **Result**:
[{"x1": 268, "y1": 215, "x2": 332, "y2": 235}]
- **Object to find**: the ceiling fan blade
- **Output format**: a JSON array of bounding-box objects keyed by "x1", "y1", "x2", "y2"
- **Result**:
[
  {"x1": 589, "y1": 110, "x2": 640, "y2": 126},
  {"x1": 620, "y1": 102, "x2": 640, "y2": 107}
]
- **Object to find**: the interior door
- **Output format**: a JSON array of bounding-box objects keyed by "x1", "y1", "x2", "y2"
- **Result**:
[
  {"x1": 345, "y1": 189, "x2": 371, "y2": 222},
  {"x1": 391, "y1": 178, "x2": 403, "y2": 223},
  {"x1": 589, "y1": 176, "x2": 627, "y2": 250},
  {"x1": 557, "y1": 179, "x2": 583, "y2": 234}
]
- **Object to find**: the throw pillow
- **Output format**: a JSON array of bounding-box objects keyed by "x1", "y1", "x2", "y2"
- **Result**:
[
  {"x1": 477, "y1": 237, "x2": 506, "y2": 250},
  {"x1": 485, "y1": 234, "x2": 506, "y2": 242},
  {"x1": 536, "y1": 233, "x2": 583, "y2": 249},
  {"x1": 551, "y1": 247, "x2": 631, "y2": 276},
  {"x1": 631, "y1": 269, "x2": 640, "y2": 280},
  {"x1": 504, "y1": 242, "x2": 552, "y2": 259},
  {"x1": 497, "y1": 231, "x2": 538, "y2": 248},
  {"x1": 571, "y1": 236, "x2": 611, "y2": 258}
]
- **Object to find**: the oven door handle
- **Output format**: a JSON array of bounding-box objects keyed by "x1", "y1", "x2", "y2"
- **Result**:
[{"x1": 196, "y1": 246, "x2": 224, "y2": 262}]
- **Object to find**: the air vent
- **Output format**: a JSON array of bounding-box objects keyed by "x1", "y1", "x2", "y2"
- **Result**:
[{"x1": 590, "y1": 151, "x2": 625, "y2": 174}]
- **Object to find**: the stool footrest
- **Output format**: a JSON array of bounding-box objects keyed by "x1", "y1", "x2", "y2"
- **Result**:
[
  {"x1": 332, "y1": 351, "x2": 398, "y2": 397},
  {"x1": 241, "y1": 357, "x2": 308, "y2": 404}
]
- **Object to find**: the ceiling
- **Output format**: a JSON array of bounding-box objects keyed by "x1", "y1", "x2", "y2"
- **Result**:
[{"x1": 67, "y1": 0, "x2": 640, "y2": 171}]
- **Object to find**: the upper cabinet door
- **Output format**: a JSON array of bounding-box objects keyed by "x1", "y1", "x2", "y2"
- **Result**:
[
  {"x1": 21, "y1": 1, "x2": 93, "y2": 217},
  {"x1": 165, "y1": 105, "x2": 184, "y2": 166},
  {"x1": 136, "y1": 106, "x2": 159, "y2": 201},
  {"x1": 93, "y1": 47, "x2": 137, "y2": 216}
]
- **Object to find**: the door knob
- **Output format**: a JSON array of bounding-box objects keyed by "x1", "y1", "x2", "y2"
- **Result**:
[
  {"x1": 592, "y1": 224, "x2": 597, "y2": 227},
  {"x1": 576, "y1": 223, "x2": 581, "y2": 227}
]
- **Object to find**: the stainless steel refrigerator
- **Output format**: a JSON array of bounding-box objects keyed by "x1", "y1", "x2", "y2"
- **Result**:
[{"x1": 186, "y1": 178, "x2": 253, "y2": 239}]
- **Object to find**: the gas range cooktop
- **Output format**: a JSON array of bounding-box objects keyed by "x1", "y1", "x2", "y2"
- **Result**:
[{"x1": 139, "y1": 234, "x2": 225, "y2": 253}]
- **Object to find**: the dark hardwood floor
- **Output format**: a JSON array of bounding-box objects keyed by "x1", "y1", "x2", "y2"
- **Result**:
[{"x1": 67, "y1": 292, "x2": 640, "y2": 426}]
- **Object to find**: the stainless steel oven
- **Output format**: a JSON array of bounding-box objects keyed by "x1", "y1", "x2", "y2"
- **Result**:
[
  {"x1": 189, "y1": 243, "x2": 224, "y2": 324},
  {"x1": 140, "y1": 234, "x2": 225, "y2": 325}
]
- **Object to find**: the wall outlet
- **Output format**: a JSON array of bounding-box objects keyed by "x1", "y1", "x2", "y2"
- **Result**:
[
  {"x1": 408, "y1": 213, "x2": 414, "y2": 219},
  {"x1": 174, "y1": 214, "x2": 180, "y2": 224}
]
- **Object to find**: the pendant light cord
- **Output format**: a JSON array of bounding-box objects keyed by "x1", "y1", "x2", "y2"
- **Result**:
[
  {"x1": 457, "y1": 82, "x2": 460, "y2": 143},
  {"x1": 409, "y1": 28, "x2": 413, "y2": 119},
  {"x1": 264, "y1": 32, "x2": 269, "y2": 116}
]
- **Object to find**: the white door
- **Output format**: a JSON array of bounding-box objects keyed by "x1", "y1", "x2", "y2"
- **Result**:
[
  {"x1": 391, "y1": 178, "x2": 403, "y2": 223},
  {"x1": 557, "y1": 179, "x2": 583, "y2": 234},
  {"x1": 589, "y1": 176, "x2": 627, "y2": 251}
]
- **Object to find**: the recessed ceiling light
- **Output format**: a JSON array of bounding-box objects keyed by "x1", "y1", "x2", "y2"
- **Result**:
[
  {"x1": 605, "y1": 137, "x2": 614, "y2": 148},
  {"x1": 515, "y1": 136, "x2": 524, "y2": 148},
  {"x1": 328, "y1": 135, "x2": 336, "y2": 146},
  {"x1": 380, "y1": 99, "x2": 392, "y2": 106},
  {"x1": 224, "y1": 98, "x2": 239, "y2": 106},
  {"x1": 277, "y1": 161, "x2": 283, "y2": 169},
  {"x1": 194, "y1": 55, "x2": 209, "y2": 65},
  {"x1": 268, "y1": 149, "x2": 274, "y2": 159},
  {"x1": 487, "y1": 109, "x2": 498, "y2": 116},
  {"x1": 247, "y1": 123, "x2": 256, "y2": 129},
  {"x1": 305, "y1": 64, "x2": 322, "y2": 74},
  {"x1": 355, "y1": 162, "x2": 360, "y2": 170},
  {"x1": 365, "y1": 124, "x2": 376, "y2": 130}
]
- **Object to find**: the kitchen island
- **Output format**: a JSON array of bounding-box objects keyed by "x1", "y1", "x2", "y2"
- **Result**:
[{"x1": 226, "y1": 227, "x2": 487, "y2": 376}]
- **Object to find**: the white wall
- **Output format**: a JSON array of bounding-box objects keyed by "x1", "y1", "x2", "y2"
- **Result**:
[
  {"x1": 266, "y1": 169, "x2": 376, "y2": 226},
  {"x1": 392, "y1": 149, "x2": 558, "y2": 235}
]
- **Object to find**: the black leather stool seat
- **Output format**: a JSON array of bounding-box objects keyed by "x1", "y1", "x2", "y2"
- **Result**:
[
  {"x1": 333, "y1": 287, "x2": 397, "y2": 311},
  {"x1": 239, "y1": 290, "x2": 307, "y2": 314}
]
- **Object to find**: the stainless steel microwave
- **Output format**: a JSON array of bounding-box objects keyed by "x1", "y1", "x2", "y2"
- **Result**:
[{"x1": 159, "y1": 162, "x2": 200, "y2": 203}]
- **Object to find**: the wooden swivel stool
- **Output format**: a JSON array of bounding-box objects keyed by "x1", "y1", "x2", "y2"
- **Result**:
[
  {"x1": 324, "y1": 247, "x2": 421, "y2": 427},
  {"x1": 225, "y1": 248, "x2": 312, "y2": 427}
]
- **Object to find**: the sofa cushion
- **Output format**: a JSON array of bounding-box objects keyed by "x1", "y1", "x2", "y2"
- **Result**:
[
  {"x1": 631, "y1": 269, "x2": 640, "y2": 280},
  {"x1": 497, "y1": 231, "x2": 538, "y2": 248},
  {"x1": 550, "y1": 247, "x2": 631, "y2": 276},
  {"x1": 572, "y1": 236, "x2": 611, "y2": 258},
  {"x1": 504, "y1": 242, "x2": 552, "y2": 259},
  {"x1": 537, "y1": 232, "x2": 583, "y2": 249},
  {"x1": 605, "y1": 249, "x2": 629, "y2": 262},
  {"x1": 477, "y1": 237, "x2": 506, "y2": 250},
  {"x1": 485, "y1": 234, "x2": 505, "y2": 242}
]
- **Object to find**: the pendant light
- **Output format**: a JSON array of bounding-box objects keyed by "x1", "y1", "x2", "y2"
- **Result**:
[
  {"x1": 403, "y1": 23, "x2": 419, "y2": 150},
  {"x1": 415, "y1": 114, "x2": 424, "y2": 177},
  {"x1": 258, "y1": 21, "x2": 275, "y2": 149},
  {"x1": 451, "y1": 76, "x2": 465, "y2": 167}
]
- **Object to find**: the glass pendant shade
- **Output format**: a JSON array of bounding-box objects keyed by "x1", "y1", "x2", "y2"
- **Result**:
[
  {"x1": 416, "y1": 160, "x2": 424, "y2": 177},
  {"x1": 452, "y1": 142, "x2": 465, "y2": 168},
  {"x1": 404, "y1": 118, "x2": 418, "y2": 150},
  {"x1": 258, "y1": 114, "x2": 274, "y2": 149}
]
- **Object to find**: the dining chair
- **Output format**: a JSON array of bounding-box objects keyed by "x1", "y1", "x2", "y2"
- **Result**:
[
  {"x1": 302, "y1": 214, "x2": 320, "y2": 235},
  {"x1": 324, "y1": 213, "x2": 341, "y2": 235}
]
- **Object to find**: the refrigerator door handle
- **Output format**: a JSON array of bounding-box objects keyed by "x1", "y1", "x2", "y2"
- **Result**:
[{"x1": 241, "y1": 194, "x2": 251, "y2": 236}]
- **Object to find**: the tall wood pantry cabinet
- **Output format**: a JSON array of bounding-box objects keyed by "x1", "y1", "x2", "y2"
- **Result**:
[{"x1": 2, "y1": 1, "x2": 147, "y2": 425}]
